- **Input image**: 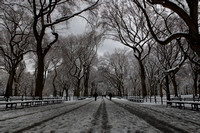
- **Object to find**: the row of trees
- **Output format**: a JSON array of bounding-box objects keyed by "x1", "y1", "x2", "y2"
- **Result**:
[
  {"x1": 0, "y1": 0, "x2": 200, "y2": 100},
  {"x1": 97, "y1": 0, "x2": 200, "y2": 100},
  {"x1": 98, "y1": 46, "x2": 196, "y2": 100},
  {"x1": 0, "y1": 28, "x2": 102, "y2": 98},
  {"x1": 0, "y1": 0, "x2": 100, "y2": 99}
]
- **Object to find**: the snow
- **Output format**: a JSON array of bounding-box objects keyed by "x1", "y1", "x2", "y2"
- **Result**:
[
  {"x1": 0, "y1": 97, "x2": 200, "y2": 133},
  {"x1": 105, "y1": 99, "x2": 159, "y2": 133}
]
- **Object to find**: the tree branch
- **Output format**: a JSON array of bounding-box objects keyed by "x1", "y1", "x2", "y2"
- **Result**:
[{"x1": 45, "y1": 0, "x2": 99, "y2": 27}]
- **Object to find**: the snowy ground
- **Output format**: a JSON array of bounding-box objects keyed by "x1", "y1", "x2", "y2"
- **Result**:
[{"x1": 0, "y1": 97, "x2": 200, "y2": 133}]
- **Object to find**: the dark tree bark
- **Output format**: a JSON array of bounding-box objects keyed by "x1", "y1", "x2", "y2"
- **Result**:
[
  {"x1": 52, "y1": 67, "x2": 58, "y2": 97},
  {"x1": 101, "y1": 0, "x2": 152, "y2": 97},
  {"x1": 165, "y1": 75, "x2": 170, "y2": 100},
  {"x1": 137, "y1": 58, "x2": 147, "y2": 97},
  {"x1": 90, "y1": 81, "x2": 95, "y2": 96},
  {"x1": 170, "y1": 73, "x2": 178, "y2": 97},
  {"x1": 84, "y1": 66, "x2": 90, "y2": 97},
  {"x1": 134, "y1": 0, "x2": 200, "y2": 56},
  {"x1": 29, "y1": 0, "x2": 99, "y2": 98},
  {"x1": 76, "y1": 78, "x2": 81, "y2": 97},
  {"x1": 0, "y1": 3, "x2": 32, "y2": 99},
  {"x1": 35, "y1": 51, "x2": 45, "y2": 98},
  {"x1": 193, "y1": 74, "x2": 198, "y2": 96},
  {"x1": 190, "y1": 63, "x2": 200, "y2": 96},
  {"x1": 5, "y1": 70, "x2": 15, "y2": 100}
]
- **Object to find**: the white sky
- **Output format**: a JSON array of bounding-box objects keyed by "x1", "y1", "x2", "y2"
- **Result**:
[
  {"x1": 55, "y1": 16, "x2": 125, "y2": 56},
  {"x1": 25, "y1": 16, "x2": 125, "y2": 73},
  {"x1": 98, "y1": 39, "x2": 125, "y2": 56}
]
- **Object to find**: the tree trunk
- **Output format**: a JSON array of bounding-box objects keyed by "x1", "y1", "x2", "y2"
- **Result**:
[
  {"x1": 52, "y1": 69, "x2": 58, "y2": 97},
  {"x1": 165, "y1": 75, "x2": 171, "y2": 100},
  {"x1": 193, "y1": 73, "x2": 198, "y2": 96},
  {"x1": 84, "y1": 68, "x2": 90, "y2": 97},
  {"x1": 53, "y1": 81, "x2": 57, "y2": 97},
  {"x1": 198, "y1": 78, "x2": 200, "y2": 98},
  {"x1": 199, "y1": 85, "x2": 200, "y2": 98},
  {"x1": 117, "y1": 83, "x2": 122, "y2": 97},
  {"x1": 159, "y1": 82, "x2": 163, "y2": 97},
  {"x1": 66, "y1": 89, "x2": 68, "y2": 100},
  {"x1": 138, "y1": 59, "x2": 147, "y2": 98},
  {"x1": 14, "y1": 82, "x2": 18, "y2": 96},
  {"x1": 14, "y1": 75, "x2": 19, "y2": 96},
  {"x1": 121, "y1": 81, "x2": 125, "y2": 96},
  {"x1": 171, "y1": 74, "x2": 178, "y2": 97},
  {"x1": 189, "y1": 1, "x2": 200, "y2": 56},
  {"x1": 5, "y1": 70, "x2": 15, "y2": 100},
  {"x1": 31, "y1": 80, "x2": 34, "y2": 96},
  {"x1": 75, "y1": 79, "x2": 81, "y2": 97},
  {"x1": 90, "y1": 81, "x2": 95, "y2": 96},
  {"x1": 159, "y1": 82, "x2": 163, "y2": 104},
  {"x1": 63, "y1": 85, "x2": 68, "y2": 100},
  {"x1": 84, "y1": 80, "x2": 89, "y2": 97},
  {"x1": 35, "y1": 53, "x2": 44, "y2": 99}
]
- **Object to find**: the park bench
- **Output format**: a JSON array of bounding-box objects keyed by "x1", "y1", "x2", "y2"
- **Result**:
[
  {"x1": 0, "y1": 101, "x2": 33, "y2": 109},
  {"x1": 0, "y1": 98, "x2": 63, "y2": 110},
  {"x1": 78, "y1": 97, "x2": 86, "y2": 100},
  {"x1": 128, "y1": 96, "x2": 144, "y2": 103},
  {"x1": 5, "y1": 101, "x2": 18, "y2": 109},
  {"x1": 171, "y1": 97, "x2": 200, "y2": 102},
  {"x1": 191, "y1": 102, "x2": 200, "y2": 110},
  {"x1": 43, "y1": 99, "x2": 63, "y2": 104},
  {"x1": 167, "y1": 100, "x2": 200, "y2": 111},
  {"x1": 20, "y1": 101, "x2": 33, "y2": 107},
  {"x1": 0, "y1": 97, "x2": 6, "y2": 101},
  {"x1": 167, "y1": 101, "x2": 186, "y2": 109}
]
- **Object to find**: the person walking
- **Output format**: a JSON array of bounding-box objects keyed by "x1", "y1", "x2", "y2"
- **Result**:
[
  {"x1": 93, "y1": 92, "x2": 98, "y2": 101},
  {"x1": 108, "y1": 93, "x2": 112, "y2": 100}
]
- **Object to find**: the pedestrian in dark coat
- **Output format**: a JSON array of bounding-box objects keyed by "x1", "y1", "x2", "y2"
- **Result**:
[
  {"x1": 93, "y1": 92, "x2": 98, "y2": 101},
  {"x1": 108, "y1": 93, "x2": 112, "y2": 100}
]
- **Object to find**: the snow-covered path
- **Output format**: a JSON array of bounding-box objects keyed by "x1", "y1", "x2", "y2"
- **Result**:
[
  {"x1": 0, "y1": 98, "x2": 200, "y2": 133},
  {"x1": 112, "y1": 99, "x2": 200, "y2": 133}
]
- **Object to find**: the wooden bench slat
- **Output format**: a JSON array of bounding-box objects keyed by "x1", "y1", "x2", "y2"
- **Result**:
[
  {"x1": 167, "y1": 100, "x2": 200, "y2": 111},
  {"x1": 0, "y1": 99, "x2": 63, "y2": 109}
]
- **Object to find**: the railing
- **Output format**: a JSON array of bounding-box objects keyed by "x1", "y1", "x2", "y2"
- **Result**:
[
  {"x1": 0, "y1": 96, "x2": 63, "y2": 110},
  {"x1": 0, "y1": 96, "x2": 63, "y2": 101},
  {"x1": 167, "y1": 100, "x2": 200, "y2": 111},
  {"x1": 127, "y1": 96, "x2": 144, "y2": 103},
  {"x1": 171, "y1": 97, "x2": 200, "y2": 102}
]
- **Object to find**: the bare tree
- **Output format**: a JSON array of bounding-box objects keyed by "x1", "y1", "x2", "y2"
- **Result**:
[
  {"x1": 60, "y1": 31, "x2": 102, "y2": 97},
  {"x1": 101, "y1": 0, "x2": 153, "y2": 97},
  {"x1": 13, "y1": 61, "x2": 26, "y2": 96},
  {"x1": 155, "y1": 41, "x2": 186, "y2": 98},
  {"x1": 57, "y1": 69, "x2": 71, "y2": 98},
  {"x1": 145, "y1": 56, "x2": 159, "y2": 98},
  {"x1": 18, "y1": 71, "x2": 34, "y2": 96},
  {"x1": 0, "y1": 3, "x2": 33, "y2": 100},
  {"x1": 25, "y1": 0, "x2": 99, "y2": 98},
  {"x1": 98, "y1": 49, "x2": 129, "y2": 97},
  {"x1": 80, "y1": 30, "x2": 103, "y2": 96},
  {"x1": 132, "y1": 0, "x2": 200, "y2": 57},
  {"x1": 187, "y1": 54, "x2": 200, "y2": 97},
  {"x1": 0, "y1": 70, "x2": 8, "y2": 95}
]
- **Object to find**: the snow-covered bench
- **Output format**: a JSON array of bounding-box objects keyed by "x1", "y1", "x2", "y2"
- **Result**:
[
  {"x1": 167, "y1": 100, "x2": 200, "y2": 111},
  {"x1": 128, "y1": 96, "x2": 144, "y2": 103},
  {"x1": 0, "y1": 101, "x2": 18, "y2": 109},
  {"x1": 0, "y1": 99, "x2": 63, "y2": 110},
  {"x1": 171, "y1": 97, "x2": 200, "y2": 102}
]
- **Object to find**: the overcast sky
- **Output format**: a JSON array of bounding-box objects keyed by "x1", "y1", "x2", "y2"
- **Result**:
[
  {"x1": 25, "y1": 15, "x2": 126, "y2": 73},
  {"x1": 55, "y1": 16, "x2": 125, "y2": 56}
]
